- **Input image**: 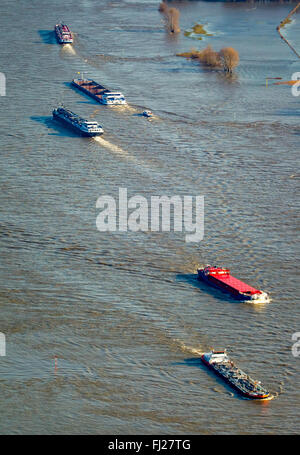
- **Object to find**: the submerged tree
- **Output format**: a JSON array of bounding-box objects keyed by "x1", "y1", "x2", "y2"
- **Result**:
[
  {"x1": 197, "y1": 45, "x2": 222, "y2": 68},
  {"x1": 158, "y1": 2, "x2": 168, "y2": 13},
  {"x1": 158, "y1": 2, "x2": 180, "y2": 34},
  {"x1": 219, "y1": 47, "x2": 239, "y2": 73},
  {"x1": 178, "y1": 45, "x2": 239, "y2": 74},
  {"x1": 167, "y1": 8, "x2": 181, "y2": 34}
]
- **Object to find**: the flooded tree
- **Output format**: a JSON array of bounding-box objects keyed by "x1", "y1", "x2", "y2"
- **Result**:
[
  {"x1": 167, "y1": 8, "x2": 181, "y2": 34},
  {"x1": 219, "y1": 47, "x2": 239, "y2": 73},
  {"x1": 158, "y1": 2, "x2": 168, "y2": 14},
  {"x1": 158, "y1": 2, "x2": 180, "y2": 34},
  {"x1": 197, "y1": 45, "x2": 221, "y2": 68},
  {"x1": 177, "y1": 45, "x2": 239, "y2": 74}
]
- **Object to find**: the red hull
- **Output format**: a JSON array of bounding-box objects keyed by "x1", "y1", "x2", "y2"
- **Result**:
[
  {"x1": 198, "y1": 266, "x2": 263, "y2": 300},
  {"x1": 207, "y1": 274, "x2": 260, "y2": 296}
]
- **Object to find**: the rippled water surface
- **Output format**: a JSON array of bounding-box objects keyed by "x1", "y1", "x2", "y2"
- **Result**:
[{"x1": 0, "y1": 0, "x2": 299, "y2": 434}]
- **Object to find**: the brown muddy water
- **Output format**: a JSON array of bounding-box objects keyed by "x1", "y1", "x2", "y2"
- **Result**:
[{"x1": 0, "y1": 0, "x2": 299, "y2": 434}]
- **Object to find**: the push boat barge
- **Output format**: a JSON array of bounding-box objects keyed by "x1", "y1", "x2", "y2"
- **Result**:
[
  {"x1": 201, "y1": 351, "x2": 272, "y2": 400},
  {"x1": 197, "y1": 266, "x2": 269, "y2": 303},
  {"x1": 142, "y1": 110, "x2": 153, "y2": 118},
  {"x1": 72, "y1": 78, "x2": 126, "y2": 105},
  {"x1": 52, "y1": 107, "x2": 104, "y2": 137},
  {"x1": 54, "y1": 23, "x2": 73, "y2": 44}
]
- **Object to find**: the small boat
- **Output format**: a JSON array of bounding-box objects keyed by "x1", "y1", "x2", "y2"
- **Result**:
[
  {"x1": 201, "y1": 350, "x2": 273, "y2": 400},
  {"x1": 54, "y1": 23, "x2": 73, "y2": 44},
  {"x1": 197, "y1": 265, "x2": 270, "y2": 303},
  {"x1": 52, "y1": 107, "x2": 104, "y2": 136},
  {"x1": 142, "y1": 110, "x2": 153, "y2": 118}
]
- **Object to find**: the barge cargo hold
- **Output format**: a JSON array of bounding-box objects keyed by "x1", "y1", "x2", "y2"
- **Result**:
[
  {"x1": 54, "y1": 23, "x2": 73, "y2": 44},
  {"x1": 197, "y1": 265, "x2": 269, "y2": 303},
  {"x1": 201, "y1": 351, "x2": 273, "y2": 400},
  {"x1": 72, "y1": 78, "x2": 127, "y2": 105},
  {"x1": 52, "y1": 107, "x2": 104, "y2": 137}
]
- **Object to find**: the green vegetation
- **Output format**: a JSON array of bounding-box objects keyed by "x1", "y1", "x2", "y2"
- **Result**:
[
  {"x1": 184, "y1": 23, "x2": 213, "y2": 40},
  {"x1": 177, "y1": 48, "x2": 202, "y2": 59},
  {"x1": 279, "y1": 17, "x2": 292, "y2": 28}
]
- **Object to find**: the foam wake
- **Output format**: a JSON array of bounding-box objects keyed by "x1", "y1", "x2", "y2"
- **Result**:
[
  {"x1": 93, "y1": 136, "x2": 133, "y2": 160},
  {"x1": 93, "y1": 136, "x2": 164, "y2": 180},
  {"x1": 174, "y1": 339, "x2": 204, "y2": 356},
  {"x1": 61, "y1": 43, "x2": 76, "y2": 55}
]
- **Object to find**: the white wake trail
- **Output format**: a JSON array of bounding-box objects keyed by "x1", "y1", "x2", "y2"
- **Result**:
[
  {"x1": 61, "y1": 44, "x2": 76, "y2": 55},
  {"x1": 174, "y1": 339, "x2": 204, "y2": 356},
  {"x1": 113, "y1": 104, "x2": 140, "y2": 115},
  {"x1": 93, "y1": 136, "x2": 132, "y2": 160},
  {"x1": 93, "y1": 136, "x2": 164, "y2": 179}
]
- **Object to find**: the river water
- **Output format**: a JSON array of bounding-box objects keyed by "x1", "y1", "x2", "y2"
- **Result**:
[{"x1": 0, "y1": 0, "x2": 299, "y2": 434}]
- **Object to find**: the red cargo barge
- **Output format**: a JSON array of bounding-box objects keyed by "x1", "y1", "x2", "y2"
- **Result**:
[{"x1": 197, "y1": 265, "x2": 270, "y2": 303}]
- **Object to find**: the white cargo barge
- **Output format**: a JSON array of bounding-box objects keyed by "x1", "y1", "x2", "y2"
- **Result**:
[{"x1": 52, "y1": 107, "x2": 104, "y2": 136}]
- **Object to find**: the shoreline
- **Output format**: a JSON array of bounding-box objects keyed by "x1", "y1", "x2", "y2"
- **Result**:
[{"x1": 276, "y1": 2, "x2": 300, "y2": 58}]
